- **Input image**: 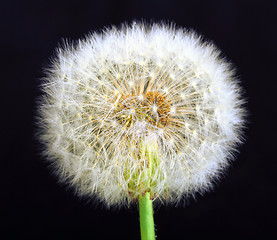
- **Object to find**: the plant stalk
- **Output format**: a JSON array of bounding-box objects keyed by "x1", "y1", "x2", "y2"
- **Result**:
[{"x1": 139, "y1": 192, "x2": 155, "y2": 240}]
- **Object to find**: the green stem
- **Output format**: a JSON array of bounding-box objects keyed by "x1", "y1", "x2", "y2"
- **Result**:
[{"x1": 139, "y1": 192, "x2": 155, "y2": 240}]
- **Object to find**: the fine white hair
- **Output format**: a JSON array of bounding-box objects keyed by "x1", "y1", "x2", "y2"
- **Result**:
[{"x1": 37, "y1": 22, "x2": 246, "y2": 207}]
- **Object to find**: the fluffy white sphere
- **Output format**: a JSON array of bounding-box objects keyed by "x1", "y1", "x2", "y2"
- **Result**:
[{"x1": 38, "y1": 22, "x2": 245, "y2": 207}]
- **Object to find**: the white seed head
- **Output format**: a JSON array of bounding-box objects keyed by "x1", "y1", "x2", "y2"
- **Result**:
[{"x1": 37, "y1": 22, "x2": 246, "y2": 207}]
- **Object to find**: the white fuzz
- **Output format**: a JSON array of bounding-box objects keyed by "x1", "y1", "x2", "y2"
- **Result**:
[{"x1": 38, "y1": 22, "x2": 245, "y2": 207}]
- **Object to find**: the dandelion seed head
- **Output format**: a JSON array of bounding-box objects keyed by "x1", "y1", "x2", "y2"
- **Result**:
[{"x1": 38, "y1": 22, "x2": 246, "y2": 207}]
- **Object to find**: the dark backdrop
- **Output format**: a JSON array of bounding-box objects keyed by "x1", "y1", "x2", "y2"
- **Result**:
[{"x1": 2, "y1": 0, "x2": 276, "y2": 239}]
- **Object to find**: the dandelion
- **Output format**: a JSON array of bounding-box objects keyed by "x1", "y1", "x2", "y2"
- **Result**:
[{"x1": 38, "y1": 22, "x2": 246, "y2": 240}]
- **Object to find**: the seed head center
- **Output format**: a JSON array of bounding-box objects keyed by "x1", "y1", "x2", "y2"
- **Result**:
[{"x1": 114, "y1": 91, "x2": 171, "y2": 129}]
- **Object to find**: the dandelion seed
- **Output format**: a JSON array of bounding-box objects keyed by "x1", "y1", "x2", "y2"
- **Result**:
[{"x1": 170, "y1": 107, "x2": 176, "y2": 114}]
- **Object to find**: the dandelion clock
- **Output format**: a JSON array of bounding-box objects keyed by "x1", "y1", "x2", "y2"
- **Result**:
[{"x1": 38, "y1": 22, "x2": 246, "y2": 240}]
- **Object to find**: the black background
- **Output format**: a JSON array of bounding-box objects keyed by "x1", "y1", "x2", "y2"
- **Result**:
[{"x1": 2, "y1": 0, "x2": 277, "y2": 239}]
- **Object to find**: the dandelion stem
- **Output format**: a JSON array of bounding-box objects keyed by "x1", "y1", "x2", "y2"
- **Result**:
[{"x1": 139, "y1": 192, "x2": 155, "y2": 240}]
